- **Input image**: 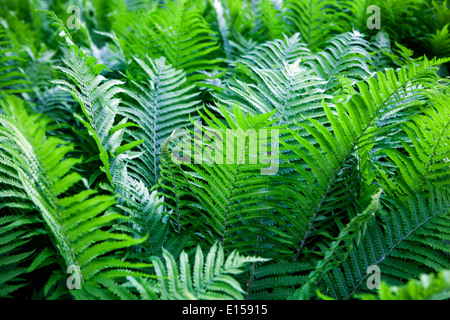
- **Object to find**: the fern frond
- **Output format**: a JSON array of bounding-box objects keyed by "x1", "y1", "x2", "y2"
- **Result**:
[
  {"x1": 245, "y1": 260, "x2": 313, "y2": 300},
  {"x1": 340, "y1": 0, "x2": 425, "y2": 41},
  {"x1": 233, "y1": 33, "x2": 311, "y2": 76},
  {"x1": 116, "y1": 0, "x2": 224, "y2": 86},
  {"x1": 282, "y1": 57, "x2": 448, "y2": 263},
  {"x1": 0, "y1": 214, "x2": 37, "y2": 298},
  {"x1": 284, "y1": 0, "x2": 339, "y2": 50},
  {"x1": 256, "y1": 0, "x2": 285, "y2": 41},
  {"x1": 151, "y1": 242, "x2": 268, "y2": 299},
  {"x1": 215, "y1": 55, "x2": 330, "y2": 134},
  {"x1": 368, "y1": 31, "x2": 395, "y2": 71},
  {"x1": 319, "y1": 189, "x2": 450, "y2": 299},
  {"x1": 45, "y1": 11, "x2": 143, "y2": 189},
  {"x1": 0, "y1": 94, "x2": 150, "y2": 298},
  {"x1": 379, "y1": 90, "x2": 450, "y2": 196},
  {"x1": 305, "y1": 30, "x2": 373, "y2": 92},
  {"x1": 289, "y1": 189, "x2": 382, "y2": 299},
  {"x1": 114, "y1": 165, "x2": 192, "y2": 260},
  {"x1": 427, "y1": 24, "x2": 450, "y2": 57},
  {"x1": 118, "y1": 55, "x2": 201, "y2": 187},
  {"x1": 0, "y1": 25, "x2": 31, "y2": 94},
  {"x1": 158, "y1": 105, "x2": 292, "y2": 256}
]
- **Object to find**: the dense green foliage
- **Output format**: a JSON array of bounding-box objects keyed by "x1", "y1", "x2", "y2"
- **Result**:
[{"x1": 0, "y1": 0, "x2": 449, "y2": 300}]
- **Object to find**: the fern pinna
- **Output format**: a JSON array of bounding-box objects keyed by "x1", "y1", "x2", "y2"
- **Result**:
[{"x1": 0, "y1": 0, "x2": 449, "y2": 301}]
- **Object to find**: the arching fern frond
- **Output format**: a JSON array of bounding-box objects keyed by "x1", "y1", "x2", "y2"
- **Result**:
[
  {"x1": 378, "y1": 90, "x2": 450, "y2": 196},
  {"x1": 289, "y1": 189, "x2": 382, "y2": 299},
  {"x1": 158, "y1": 105, "x2": 292, "y2": 256},
  {"x1": 317, "y1": 189, "x2": 450, "y2": 299},
  {"x1": 0, "y1": 94, "x2": 150, "y2": 299},
  {"x1": 284, "y1": 0, "x2": 339, "y2": 50},
  {"x1": 0, "y1": 25, "x2": 31, "y2": 94},
  {"x1": 118, "y1": 55, "x2": 201, "y2": 187},
  {"x1": 281, "y1": 57, "x2": 448, "y2": 264},
  {"x1": 215, "y1": 57, "x2": 330, "y2": 134},
  {"x1": 305, "y1": 30, "x2": 373, "y2": 92},
  {"x1": 115, "y1": 0, "x2": 224, "y2": 86},
  {"x1": 45, "y1": 11, "x2": 143, "y2": 188},
  {"x1": 151, "y1": 242, "x2": 268, "y2": 299}
]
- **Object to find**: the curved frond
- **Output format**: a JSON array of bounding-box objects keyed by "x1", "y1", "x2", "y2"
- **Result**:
[
  {"x1": 0, "y1": 94, "x2": 150, "y2": 298},
  {"x1": 119, "y1": 56, "x2": 200, "y2": 187},
  {"x1": 318, "y1": 189, "x2": 450, "y2": 299},
  {"x1": 151, "y1": 242, "x2": 268, "y2": 300}
]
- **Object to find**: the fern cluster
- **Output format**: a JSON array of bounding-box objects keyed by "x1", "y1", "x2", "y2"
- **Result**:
[{"x1": 0, "y1": 0, "x2": 449, "y2": 301}]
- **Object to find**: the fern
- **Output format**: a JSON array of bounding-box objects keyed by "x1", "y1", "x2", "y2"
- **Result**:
[
  {"x1": 305, "y1": 30, "x2": 373, "y2": 92},
  {"x1": 317, "y1": 189, "x2": 450, "y2": 299},
  {"x1": 44, "y1": 11, "x2": 144, "y2": 191},
  {"x1": 158, "y1": 105, "x2": 292, "y2": 256},
  {"x1": 378, "y1": 90, "x2": 450, "y2": 196},
  {"x1": 281, "y1": 57, "x2": 448, "y2": 263},
  {"x1": 340, "y1": 0, "x2": 426, "y2": 42},
  {"x1": 151, "y1": 242, "x2": 268, "y2": 299},
  {"x1": 0, "y1": 25, "x2": 31, "y2": 94},
  {"x1": 210, "y1": 0, "x2": 233, "y2": 58},
  {"x1": 211, "y1": 0, "x2": 256, "y2": 54},
  {"x1": 368, "y1": 31, "x2": 395, "y2": 71},
  {"x1": 285, "y1": 0, "x2": 339, "y2": 50},
  {"x1": 118, "y1": 55, "x2": 200, "y2": 187},
  {"x1": 215, "y1": 47, "x2": 329, "y2": 133},
  {"x1": 114, "y1": 166, "x2": 192, "y2": 260},
  {"x1": 0, "y1": 94, "x2": 150, "y2": 299},
  {"x1": 245, "y1": 260, "x2": 314, "y2": 300},
  {"x1": 115, "y1": 170, "x2": 172, "y2": 257},
  {"x1": 427, "y1": 24, "x2": 450, "y2": 58},
  {"x1": 115, "y1": 0, "x2": 224, "y2": 86},
  {"x1": 230, "y1": 33, "x2": 311, "y2": 78},
  {"x1": 1, "y1": 1, "x2": 450, "y2": 302},
  {"x1": 256, "y1": 0, "x2": 285, "y2": 41},
  {"x1": 0, "y1": 214, "x2": 42, "y2": 298},
  {"x1": 289, "y1": 189, "x2": 382, "y2": 299}
]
